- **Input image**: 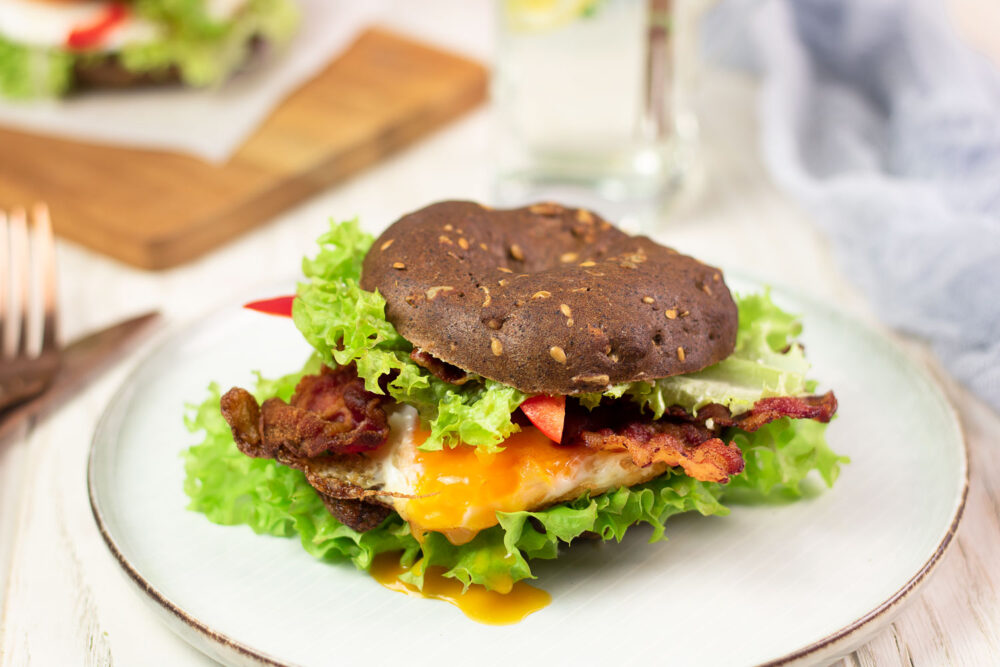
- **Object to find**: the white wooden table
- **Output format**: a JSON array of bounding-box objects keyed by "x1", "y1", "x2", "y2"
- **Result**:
[{"x1": 2, "y1": 2, "x2": 999, "y2": 665}]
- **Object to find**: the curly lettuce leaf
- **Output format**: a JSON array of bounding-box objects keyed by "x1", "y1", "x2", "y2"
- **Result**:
[
  {"x1": 185, "y1": 363, "x2": 844, "y2": 592},
  {"x1": 0, "y1": 37, "x2": 74, "y2": 99},
  {"x1": 580, "y1": 290, "x2": 813, "y2": 418},
  {"x1": 724, "y1": 418, "x2": 849, "y2": 500},
  {"x1": 292, "y1": 219, "x2": 525, "y2": 451},
  {"x1": 403, "y1": 472, "x2": 728, "y2": 592},
  {"x1": 122, "y1": 0, "x2": 299, "y2": 87}
]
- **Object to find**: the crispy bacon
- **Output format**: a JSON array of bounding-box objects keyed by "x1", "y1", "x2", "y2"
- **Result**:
[
  {"x1": 220, "y1": 365, "x2": 400, "y2": 532},
  {"x1": 564, "y1": 391, "x2": 837, "y2": 483},
  {"x1": 582, "y1": 426, "x2": 744, "y2": 484},
  {"x1": 318, "y1": 496, "x2": 391, "y2": 533},
  {"x1": 726, "y1": 392, "x2": 837, "y2": 430},
  {"x1": 564, "y1": 404, "x2": 744, "y2": 483},
  {"x1": 668, "y1": 391, "x2": 838, "y2": 433},
  {"x1": 220, "y1": 364, "x2": 389, "y2": 461},
  {"x1": 409, "y1": 348, "x2": 470, "y2": 385}
]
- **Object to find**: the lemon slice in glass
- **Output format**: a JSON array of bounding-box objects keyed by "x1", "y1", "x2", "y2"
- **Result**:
[{"x1": 503, "y1": 0, "x2": 601, "y2": 33}]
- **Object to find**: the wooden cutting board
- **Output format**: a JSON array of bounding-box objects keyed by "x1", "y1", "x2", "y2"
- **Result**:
[{"x1": 0, "y1": 29, "x2": 488, "y2": 270}]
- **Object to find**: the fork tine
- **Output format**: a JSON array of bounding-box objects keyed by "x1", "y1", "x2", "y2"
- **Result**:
[
  {"x1": 33, "y1": 203, "x2": 58, "y2": 353},
  {"x1": 8, "y1": 207, "x2": 32, "y2": 358},
  {"x1": 0, "y1": 210, "x2": 7, "y2": 358}
]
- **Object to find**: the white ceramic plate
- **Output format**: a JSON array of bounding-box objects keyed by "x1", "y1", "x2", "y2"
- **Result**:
[{"x1": 88, "y1": 278, "x2": 967, "y2": 667}]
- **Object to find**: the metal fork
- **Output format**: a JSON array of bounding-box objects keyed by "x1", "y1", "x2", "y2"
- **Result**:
[{"x1": 0, "y1": 204, "x2": 61, "y2": 413}]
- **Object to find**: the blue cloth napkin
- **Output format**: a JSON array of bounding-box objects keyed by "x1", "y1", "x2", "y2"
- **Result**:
[{"x1": 705, "y1": 0, "x2": 1000, "y2": 413}]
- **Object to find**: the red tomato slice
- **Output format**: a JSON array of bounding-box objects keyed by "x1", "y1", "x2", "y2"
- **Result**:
[
  {"x1": 66, "y1": 3, "x2": 128, "y2": 51},
  {"x1": 244, "y1": 295, "x2": 295, "y2": 318},
  {"x1": 519, "y1": 395, "x2": 566, "y2": 444}
]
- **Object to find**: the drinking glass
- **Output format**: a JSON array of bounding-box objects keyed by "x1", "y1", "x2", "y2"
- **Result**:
[{"x1": 493, "y1": 0, "x2": 711, "y2": 227}]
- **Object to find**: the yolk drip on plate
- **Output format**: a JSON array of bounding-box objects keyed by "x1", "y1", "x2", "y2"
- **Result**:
[
  {"x1": 401, "y1": 425, "x2": 595, "y2": 545},
  {"x1": 372, "y1": 422, "x2": 626, "y2": 621},
  {"x1": 370, "y1": 553, "x2": 551, "y2": 625}
]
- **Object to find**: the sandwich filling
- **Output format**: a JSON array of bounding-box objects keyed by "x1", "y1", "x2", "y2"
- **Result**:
[
  {"x1": 186, "y1": 215, "x2": 847, "y2": 593},
  {"x1": 219, "y1": 362, "x2": 836, "y2": 543}
]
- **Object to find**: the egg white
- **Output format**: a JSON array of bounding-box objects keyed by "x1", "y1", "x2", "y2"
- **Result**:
[
  {"x1": 370, "y1": 405, "x2": 666, "y2": 539},
  {"x1": 305, "y1": 403, "x2": 668, "y2": 543}
]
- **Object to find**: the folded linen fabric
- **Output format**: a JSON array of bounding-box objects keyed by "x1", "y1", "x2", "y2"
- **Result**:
[{"x1": 706, "y1": 0, "x2": 1000, "y2": 411}]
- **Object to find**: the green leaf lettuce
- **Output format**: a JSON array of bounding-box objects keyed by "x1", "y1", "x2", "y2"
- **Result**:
[{"x1": 0, "y1": 37, "x2": 74, "y2": 98}]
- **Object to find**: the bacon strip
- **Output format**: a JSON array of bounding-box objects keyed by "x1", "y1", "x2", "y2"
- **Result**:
[
  {"x1": 671, "y1": 391, "x2": 838, "y2": 433},
  {"x1": 219, "y1": 364, "x2": 396, "y2": 532},
  {"x1": 580, "y1": 424, "x2": 744, "y2": 484},
  {"x1": 220, "y1": 364, "x2": 389, "y2": 460},
  {"x1": 563, "y1": 404, "x2": 744, "y2": 483},
  {"x1": 565, "y1": 391, "x2": 837, "y2": 484},
  {"x1": 318, "y1": 496, "x2": 391, "y2": 533},
  {"x1": 725, "y1": 392, "x2": 837, "y2": 431},
  {"x1": 409, "y1": 348, "x2": 470, "y2": 385}
]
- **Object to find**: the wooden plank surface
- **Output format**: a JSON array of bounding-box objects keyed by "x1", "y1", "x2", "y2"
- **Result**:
[
  {"x1": 0, "y1": 28, "x2": 487, "y2": 270},
  {"x1": 836, "y1": 352, "x2": 1000, "y2": 667}
]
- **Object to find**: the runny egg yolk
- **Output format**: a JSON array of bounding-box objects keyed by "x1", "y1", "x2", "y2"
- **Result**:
[
  {"x1": 399, "y1": 425, "x2": 596, "y2": 545},
  {"x1": 370, "y1": 552, "x2": 551, "y2": 624}
]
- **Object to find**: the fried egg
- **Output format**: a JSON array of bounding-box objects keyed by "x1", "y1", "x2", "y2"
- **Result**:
[
  {"x1": 311, "y1": 406, "x2": 668, "y2": 545},
  {"x1": 0, "y1": 0, "x2": 248, "y2": 50}
]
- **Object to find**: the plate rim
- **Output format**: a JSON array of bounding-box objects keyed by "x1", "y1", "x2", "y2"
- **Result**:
[
  {"x1": 87, "y1": 280, "x2": 970, "y2": 667},
  {"x1": 87, "y1": 388, "x2": 287, "y2": 666}
]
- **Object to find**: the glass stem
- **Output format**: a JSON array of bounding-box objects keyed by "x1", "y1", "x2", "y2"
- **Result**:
[{"x1": 642, "y1": 0, "x2": 674, "y2": 142}]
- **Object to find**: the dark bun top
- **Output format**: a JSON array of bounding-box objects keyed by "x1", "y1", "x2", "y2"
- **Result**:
[{"x1": 361, "y1": 201, "x2": 738, "y2": 395}]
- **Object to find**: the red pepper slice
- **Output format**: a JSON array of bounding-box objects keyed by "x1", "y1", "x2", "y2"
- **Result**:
[
  {"x1": 244, "y1": 296, "x2": 295, "y2": 318},
  {"x1": 66, "y1": 3, "x2": 129, "y2": 51},
  {"x1": 519, "y1": 395, "x2": 566, "y2": 444}
]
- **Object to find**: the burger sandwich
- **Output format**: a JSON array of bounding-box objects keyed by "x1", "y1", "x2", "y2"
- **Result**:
[
  {"x1": 0, "y1": 0, "x2": 297, "y2": 98},
  {"x1": 186, "y1": 201, "x2": 846, "y2": 593}
]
